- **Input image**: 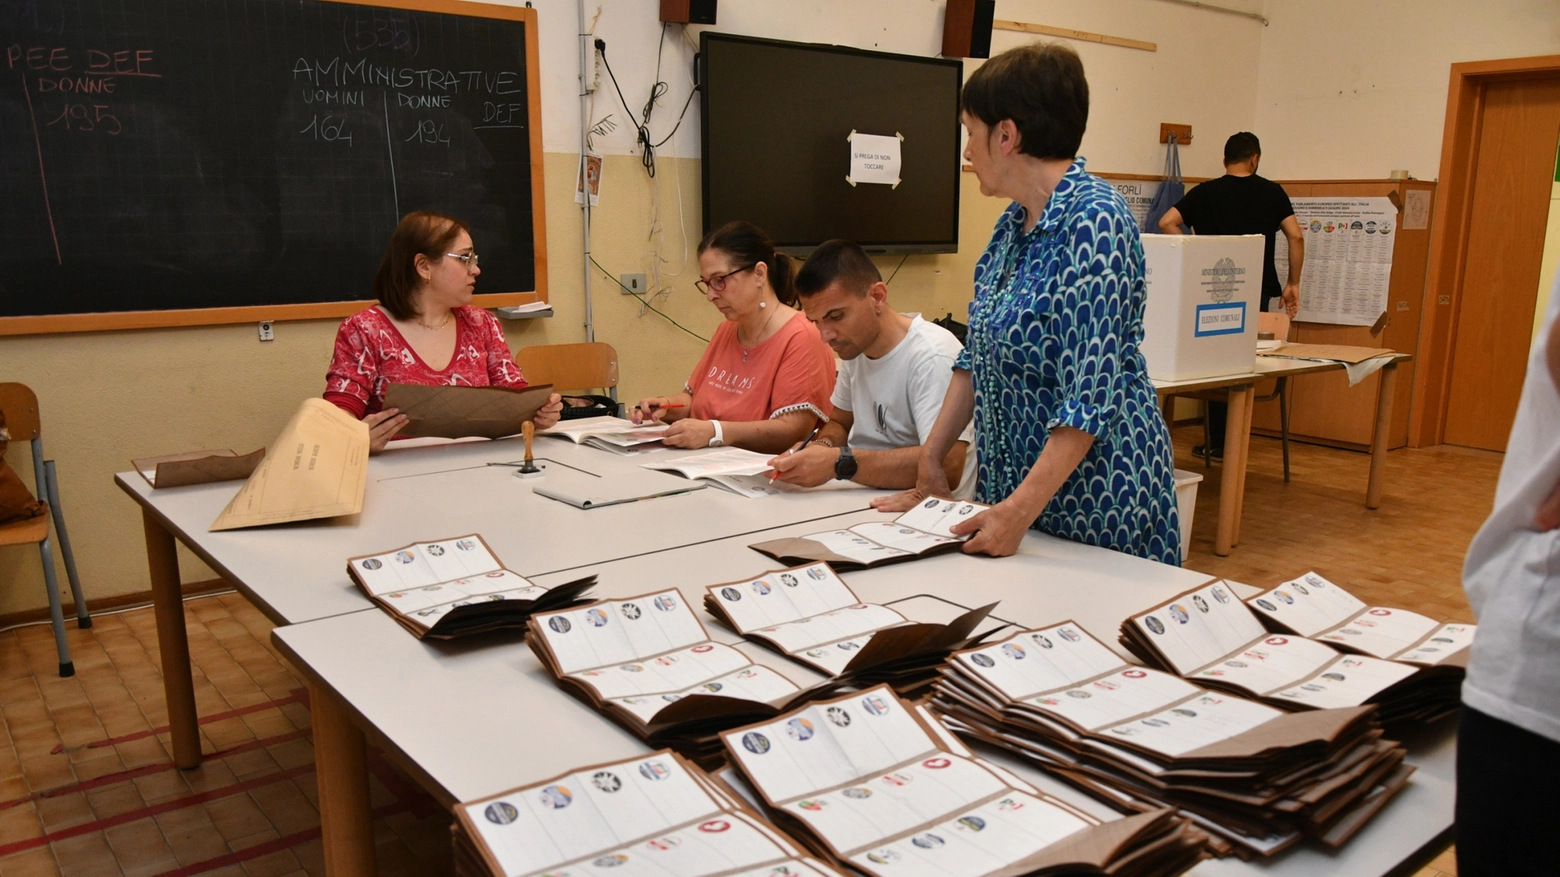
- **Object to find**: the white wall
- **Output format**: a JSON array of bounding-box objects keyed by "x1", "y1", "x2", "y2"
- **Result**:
[{"x1": 1254, "y1": 0, "x2": 1560, "y2": 180}]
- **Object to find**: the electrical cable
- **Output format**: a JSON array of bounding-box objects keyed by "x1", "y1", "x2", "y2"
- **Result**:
[
  {"x1": 885, "y1": 255, "x2": 910, "y2": 285},
  {"x1": 594, "y1": 36, "x2": 700, "y2": 178},
  {"x1": 589, "y1": 254, "x2": 709, "y2": 343}
]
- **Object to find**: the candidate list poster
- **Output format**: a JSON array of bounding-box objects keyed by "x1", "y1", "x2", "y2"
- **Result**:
[{"x1": 1276, "y1": 198, "x2": 1397, "y2": 326}]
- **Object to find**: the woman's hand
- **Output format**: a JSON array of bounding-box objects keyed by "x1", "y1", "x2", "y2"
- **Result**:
[
  {"x1": 951, "y1": 498, "x2": 1032, "y2": 557},
  {"x1": 364, "y1": 408, "x2": 407, "y2": 455},
  {"x1": 871, "y1": 452, "x2": 952, "y2": 512},
  {"x1": 632, "y1": 396, "x2": 673, "y2": 424},
  {"x1": 661, "y1": 419, "x2": 716, "y2": 449},
  {"x1": 532, "y1": 393, "x2": 564, "y2": 431}
]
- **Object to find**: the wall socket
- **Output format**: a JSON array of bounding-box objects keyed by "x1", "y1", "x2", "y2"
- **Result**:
[
  {"x1": 258, "y1": 321, "x2": 275, "y2": 342},
  {"x1": 620, "y1": 274, "x2": 647, "y2": 296}
]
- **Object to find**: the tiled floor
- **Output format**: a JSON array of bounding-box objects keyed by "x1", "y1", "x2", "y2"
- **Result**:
[{"x1": 0, "y1": 431, "x2": 1483, "y2": 875}]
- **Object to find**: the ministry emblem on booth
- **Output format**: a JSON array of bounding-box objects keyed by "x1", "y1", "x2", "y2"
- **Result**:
[{"x1": 1207, "y1": 257, "x2": 1239, "y2": 303}]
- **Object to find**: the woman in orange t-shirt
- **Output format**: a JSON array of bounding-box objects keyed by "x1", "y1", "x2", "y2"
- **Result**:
[{"x1": 634, "y1": 222, "x2": 836, "y2": 454}]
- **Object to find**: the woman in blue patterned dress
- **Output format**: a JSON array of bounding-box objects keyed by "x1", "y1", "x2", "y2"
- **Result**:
[{"x1": 876, "y1": 42, "x2": 1180, "y2": 564}]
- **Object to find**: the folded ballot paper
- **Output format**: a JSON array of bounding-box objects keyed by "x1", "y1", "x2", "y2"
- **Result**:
[
  {"x1": 932, "y1": 622, "x2": 1412, "y2": 858},
  {"x1": 1244, "y1": 571, "x2": 1475, "y2": 667},
  {"x1": 346, "y1": 534, "x2": 595, "y2": 640},
  {"x1": 451, "y1": 749, "x2": 848, "y2": 877},
  {"x1": 703, "y1": 561, "x2": 998, "y2": 694},
  {"x1": 1118, "y1": 577, "x2": 1468, "y2": 725},
  {"x1": 526, "y1": 589, "x2": 827, "y2": 765},
  {"x1": 384, "y1": 382, "x2": 555, "y2": 440},
  {"x1": 749, "y1": 498, "x2": 989, "y2": 570},
  {"x1": 134, "y1": 448, "x2": 265, "y2": 489},
  {"x1": 209, "y1": 399, "x2": 368, "y2": 531},
  {"x1": 719, "y1": 685, "x2": 1207, "y2": 876}
]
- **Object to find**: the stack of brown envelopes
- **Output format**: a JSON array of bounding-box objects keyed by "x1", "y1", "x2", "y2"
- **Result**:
[
  {"x1": 1118, "y1": 578, "x2": 1468, "y2": 726},
  {"x1": 716, "y1": 684, "x2": 1208, "y2": 877},
  {"x1": 702, "y1": 561, "x2": 999, "y2": 696},
  {"x1": 932, "y1": 622, "x2": 1414, "y2": 859}
]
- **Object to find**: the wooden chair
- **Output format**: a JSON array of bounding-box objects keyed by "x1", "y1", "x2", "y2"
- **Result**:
[
  {"x1": 1195, "y1": 311, "x2": 1294, "y2": 481},
  {"x1": 515, "y1": 342, "x2": 620, "y2": 405},
  {"x1": 0, "y1": 383, "x2": 90, "y2": 677}
]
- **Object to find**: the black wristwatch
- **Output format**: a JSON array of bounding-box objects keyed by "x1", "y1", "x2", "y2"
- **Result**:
[{"x1": 834, "y1": 446, "x2": 858, "y2": 481}]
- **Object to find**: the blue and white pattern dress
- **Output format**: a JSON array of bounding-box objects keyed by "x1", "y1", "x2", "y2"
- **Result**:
[{"x1": 956, "y1": 158, "x2": 1181, "y2": 564}]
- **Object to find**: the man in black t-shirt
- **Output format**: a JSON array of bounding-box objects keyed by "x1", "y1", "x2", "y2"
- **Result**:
[{"x1": 1158, "y1": 132, "x2": 1305, "y2": 458}]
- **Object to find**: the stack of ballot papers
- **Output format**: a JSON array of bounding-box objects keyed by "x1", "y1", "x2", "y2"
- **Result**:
[
  {"x1": 527, "y1": 589, "x2": 821, "y2": 764},
  {"x1": 642, "y1": 448, "x2": 801, "y2": 498},
  {"x1": 749, "y1": 499, "x2": 989, "y2": 569},
  {"x1": 1118, "y1": 578, "x2": 1467, "y2": 725},
  {"x1": 719, "y1": 684, "x2": 1208, "y2": 876},
  {"x1": 540, "y1": 417, "x2": 670, "y2": 454},
  {"x1": 932, "y1": 622, "x2": 1413, "y2": 858},
  {"x1": 451, "y1": 749, "x2": 848, "y2": 877},
  {"x1": 703, "y1": 561, "x2": 998, "y2": 694},
  {"x1": 1245, "y1": 572, "x2": 1475, "y2": 669},
  {"x1": 347, "y1": 535, "x2": 595, "y2": 640}
]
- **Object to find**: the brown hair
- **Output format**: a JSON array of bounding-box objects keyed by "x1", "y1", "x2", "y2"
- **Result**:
[
  {"x1": 795, "y1": 239, "x2": 882, "y2": 298},
  {"x1": 698, "y1": 221, "x2": 797, "y2": 307},
  {"x1": 373, "y1": 211, "x2": 470, "y2": 320},
  {"x1": 961, "y1": 42, "x2": 1088, "y2": 160}
]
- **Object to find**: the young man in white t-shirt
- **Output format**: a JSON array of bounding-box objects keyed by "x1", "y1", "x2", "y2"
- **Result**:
[
  {"x1": 1456, "y1": 278, "x2": 1560, "y2": 876},
  {"x1": 768, "y1": 240, "x2": 975, "y2": 497}
]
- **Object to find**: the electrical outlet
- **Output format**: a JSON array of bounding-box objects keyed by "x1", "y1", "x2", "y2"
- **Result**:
[
  {"x1": 584, "y1": 46, "x2": 602, "y2": 93},
  {"x1": 258, "y1": 321, "x2": 275, "y2": 342},
  {"x1": 621, "y1": 274, "x2": 647, "y2": 296}
]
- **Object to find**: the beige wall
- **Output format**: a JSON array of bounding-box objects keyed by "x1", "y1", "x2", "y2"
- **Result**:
[
  {"x1": 1538, "y1": 181, "x2": 1560, "y2": 343},
  {"x1": 0, "y1": 153, "x2": 1005, "y2": 616}
]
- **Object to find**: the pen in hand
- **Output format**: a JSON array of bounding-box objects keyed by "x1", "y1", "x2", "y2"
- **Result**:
[{"x1": 770, "y1": 422, "x2": 825, "y2": 482}]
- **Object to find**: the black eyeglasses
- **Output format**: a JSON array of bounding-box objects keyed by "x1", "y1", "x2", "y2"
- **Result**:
[{"x1": 695, "y1": 264, "x2": 755, "y2": 295}]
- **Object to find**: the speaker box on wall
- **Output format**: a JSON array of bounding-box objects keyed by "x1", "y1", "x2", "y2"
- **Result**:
[
  {"x1": 660, "y1": 0, "x2": 717, "y2": 25},
  {"x1": 942, "y1": 0, "x2": 995, "y2": 59}
]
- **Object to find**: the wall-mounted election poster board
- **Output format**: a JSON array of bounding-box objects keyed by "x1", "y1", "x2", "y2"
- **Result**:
[
  {"x1": 1276, "y1": 198, "x2": 1397, "y2": 327},
  {"x1": 0, "y1": 0, "x2": 546, "y2": 335}
]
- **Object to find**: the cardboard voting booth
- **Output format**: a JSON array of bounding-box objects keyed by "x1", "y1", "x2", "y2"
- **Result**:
[{"x1": 1140, "y1": 234, "x2": 1264, "y2": 381}]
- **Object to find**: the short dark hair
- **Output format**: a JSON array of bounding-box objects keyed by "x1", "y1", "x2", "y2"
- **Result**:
[
  {"x1": 373, "y1": 211, "x2": 469, "y2": 320},
  {"x1": 961, "y1": 42, "x2": 1088, "y2": 160},
  {"x1": 795, "y1": 240, "x2": 882, "y2": 298},
  {"x1": 1224, "y1": 132, "x2": 1261, "y2": 165},
  {"x1": 698, "y1": 221, "x2": 798, "y2": 307}
]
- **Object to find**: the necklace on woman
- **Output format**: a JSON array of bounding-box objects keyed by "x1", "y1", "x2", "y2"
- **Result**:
[
  {"x1": 739, "y1": 304, "x2": 780, "y2": 362},
  {"x1": 416, "y1": 309, "x2": 452, "y2": 331}
]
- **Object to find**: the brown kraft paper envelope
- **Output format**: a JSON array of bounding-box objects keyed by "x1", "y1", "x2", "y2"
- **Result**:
[
  {"x1": 210, "y1": 399, "x2": 368, "y2": 531},
  {"x1": 135, "y1": 448, "x2": 265, "y2": 488},
  {"x1": 1178, "y1": 704, "x2": 1375, "y2": 761},
  {"x1": 1262, "y1": 343, "x2": 1394, "y2": 364},
  {"x1": 384, "y1": 382, "x2": 555, "y2": 439}
]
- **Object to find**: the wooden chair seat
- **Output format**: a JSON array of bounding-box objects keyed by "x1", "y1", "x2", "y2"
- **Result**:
[
  {"x1": 0, "y1": 502, "x2": 49, "y2": 547},
  {"x1": 516, "y1": 342, "x2": 619, "y2": 395}
]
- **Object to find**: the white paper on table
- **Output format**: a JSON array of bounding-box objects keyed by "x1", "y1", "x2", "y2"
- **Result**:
[
  {"x1": 1247, "y1": 572, "x2": 1367, "y2": 636},
  {"x1": 1314, "y1": 606, "x2": 1440, "y2": 659},
  {"x1": 568, "y1": 642, "x2": 753, "y2": 699},
  {"x1": 1027, "y1": 667, "x2": 1202, "y2": 732},
  {"x1": 755, "y1": 605, "x2": 907, "y2": 653},
  {"x1": 1132, "y1": 580, "x2": 1267, "y2": 675},
  {"x1": 1099, "y1": 691, "x2": 1283, "y2": 758},
  {"x1": 1395, "y1": 623, "x2": 1476, "y2": 665},
  {"x1": 846, "y1": 792, "x2": 1093, "y2": 877},
  {"x1": 847, "y1": 131, "x2": 903, "y2": 188},
  {"x1": 536, "y1": 590, "x2": 708, "y2": 674},
  {"x1": 1266, "y1": 653, "x2": 1418, "y2": 709},
  {"x1": 894, "y1": 498, "x2": 985, "y2": 538},
  {"x1": 608, "y1": 665, "x2": 803, "y2": 724},
  {"x1": 952, "y1": 623, "x2": 1126, "y2": 701},
  {"x1": 1344, "y1": 354, "x2": 1394, "y2": 387},
  {"x1": 351, "y1": 536, "x2": 504, "y2": 596},
  {"x1": 711, "y1": 564, "x2": 859, "y2": 632}
]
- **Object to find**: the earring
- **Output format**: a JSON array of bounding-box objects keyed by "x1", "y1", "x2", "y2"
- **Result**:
[{"x1": 759, "y1": 301, "x2": 767, "y2": 308}]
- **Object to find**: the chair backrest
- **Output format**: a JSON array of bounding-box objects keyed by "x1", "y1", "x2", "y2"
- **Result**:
[
  {"x1": 1258, "y1": 311, "x2": 1292, "y2": 341},
  {"x1": 0, "y1": 383, "x2": 41, "y2": 441},
  {"x1": 515, "y1": 342, "x2": 620, "y2": 394}
]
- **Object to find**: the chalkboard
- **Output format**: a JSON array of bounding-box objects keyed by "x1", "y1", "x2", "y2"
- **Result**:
[{"x1": 0, "y1": 0, "x2": 546, "y2": 335}]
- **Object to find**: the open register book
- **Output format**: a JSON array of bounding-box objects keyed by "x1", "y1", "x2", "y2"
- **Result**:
[
  {"x1": 719, "y1": 684, "x2": 1206, "y2": 877},
  {"x1": 540, "y1": 417, "x2": 670, "y2": 454},
  {"x1": 1117, "y1": 579, "x2": 1464, "y2": 723},
  {"x1": 451, "y1": 749, "x2": 847, "y2": 877},
  {"x1": 703, "y1": 562, "x2": 996, "y2": 691},
  {"x1": 347, "y1": 535, "x2": 595, "y2": 640},
  {"x1": 641, "y1": 448, "x2": 802, "y2": 498},
  {"x1": 934, "y1": 622, "x2": 1410, "y2": 856},
  {"x1": 1245, "y1": 572, "x2": 1474, "y2": 666},
  {"x1": 526, "y1": 589, "x2": 817, "y2": 764},
  {"x1": 749, "y1": 499, "x2": 989, "y2": 569}
]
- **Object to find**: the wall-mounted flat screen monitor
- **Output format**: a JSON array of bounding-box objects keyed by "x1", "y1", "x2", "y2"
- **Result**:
[{"x1": 700, "y1": 33, "x2": 963, "y2": 255}]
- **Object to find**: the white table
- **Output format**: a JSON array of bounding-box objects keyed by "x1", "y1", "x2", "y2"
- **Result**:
[
  {"x1": 1154, "y1": 354, "x2": 1410, "y2": 555},
  {"x1": 271, "y1": 510, "x2": 1456, "y2": 877},
  {"x1": 115, "y1": 438, "x2": 887, "y2": 769}
]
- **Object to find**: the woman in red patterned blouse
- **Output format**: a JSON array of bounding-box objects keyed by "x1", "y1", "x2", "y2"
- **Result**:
[{"x1": 324, "y1": 211, "x2": 562, "y2": 452}]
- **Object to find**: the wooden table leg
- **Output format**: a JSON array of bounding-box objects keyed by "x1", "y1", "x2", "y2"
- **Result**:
[
  {"x1": 313, "y1": 683, "x2": 376, "y2": 877},
  {"x1": 142, "y1": 509, "x2": 202, "y2": 770},
  {"x1": 1159, "y1": 392, "x2": 1176, "y2": 430},
  {"x1": 1231, "y1": 381, "x2": 1257, "y2": 544},
  {"x1": 1215, "y1": 385, "x2": 1251, "y2": 556},
  {"x1": 1367, "y1": 362, "x2": 1399, "y2": 510}
]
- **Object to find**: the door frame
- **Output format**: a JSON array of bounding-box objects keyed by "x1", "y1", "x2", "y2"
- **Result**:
[{"x1": 1411, "y1": 54, "x2": 1560, "y2": 447}]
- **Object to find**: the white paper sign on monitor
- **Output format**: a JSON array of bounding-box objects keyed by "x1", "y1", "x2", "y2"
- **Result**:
[{"x1": 847, "y1": 130, "x2": 903, "y2": 188}]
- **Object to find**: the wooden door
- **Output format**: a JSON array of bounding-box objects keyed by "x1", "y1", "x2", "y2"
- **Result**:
[{"x1": 1443, "y1": 77, "x2": 1560, "y2": 451}]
